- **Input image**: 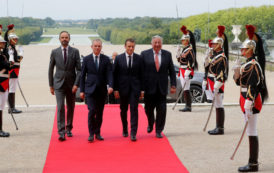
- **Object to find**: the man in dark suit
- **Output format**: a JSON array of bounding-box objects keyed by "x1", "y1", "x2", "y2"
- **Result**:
[
  {"x1": 141, "y1": 35, "x2": 176, "y2": 138},
  {"x1": 48, "y1": 31, "x2": 81, "y2": 141},
  {"x1": 113, "y1": 38, "x2": 144, "y2": 141},
  {"x1": 80, "y1": 39, "x2": 113, "y2": 142}
]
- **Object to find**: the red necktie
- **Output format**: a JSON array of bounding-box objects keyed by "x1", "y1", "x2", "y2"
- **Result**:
[
  {"x1": 63, "y1": 48, "x2": 67, "y2": 64},
  {"x1": 155, "y1": 52, "x2": 159, "y2": 72}
]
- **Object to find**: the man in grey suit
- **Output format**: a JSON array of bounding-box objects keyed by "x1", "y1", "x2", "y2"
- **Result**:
[{"x1": 48, "y1": 31, "x2": 81, "y2": 141}]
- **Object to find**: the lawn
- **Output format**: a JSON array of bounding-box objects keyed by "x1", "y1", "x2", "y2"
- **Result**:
[
  {"x1": 89, "y1": 36, "x2": 110, "y2": 43},
  {"x1": 30, "y1": 37, "x2": 52, "y2": 44},
  {"x1": 43, "y1": 27, "x2": 97, "y2": 35}
]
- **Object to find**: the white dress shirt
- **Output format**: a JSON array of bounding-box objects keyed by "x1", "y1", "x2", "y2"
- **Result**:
[
  {"x1": 61, "y1": 46, "x2": 69, "y2": 60},
  {"x1": 153, "y1": 50, "x2": 162, "y2": 67},
  {"x1": 125, "y1": 52, "x2": 133, "y2": 67}
]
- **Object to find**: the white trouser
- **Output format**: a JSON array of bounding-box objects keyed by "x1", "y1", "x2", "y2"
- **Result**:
[
  {"x1": 179, "y1": 70, "x2": 190, "y2": 91},
  {"x1": 207, "y1": 86, "x2": 224, "y2": 108},
  {"x1": 9, "y1": 78, "x2": 18, "y2": 93},
  {"x1": 243, "y1": 113, "x2": 258, "y2": 136},
  {"x1": 0, "y1": 90, "x2": 8, "y2": 110}
]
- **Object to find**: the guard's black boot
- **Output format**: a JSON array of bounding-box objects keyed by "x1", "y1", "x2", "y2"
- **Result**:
[
  {"x1": 208, "y1": 108, "x2": 224, "y2": 135},
  {"x1": 8, "y1": 93, "x2": 22, "y2": 114},
  {"x1": 179, "y1": 91, "x2": 192, "y2": 112},
  {"x1": 0, "y1": 111, "x2": 10, "y2": 137},
  {"x1": 238, "y1": 136, "x2": 259, "y2": 172}
]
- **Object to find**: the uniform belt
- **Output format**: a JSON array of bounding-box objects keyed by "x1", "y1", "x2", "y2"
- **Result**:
[
  {"x1": 241, "y1": 88, "x2": 247, "y2": 92},
  {"x1": 208, "y1": 73, "x2": 215, "y2": 78},
  {"x1": 14, "y1": 62, "x2": 20, "y2": 66},
  {"x1": 180, "y1": 65, "x2": 187, "y2": 68},
  {"x1": 0, "y1": 73, "x2": 9, "y2": 78}
]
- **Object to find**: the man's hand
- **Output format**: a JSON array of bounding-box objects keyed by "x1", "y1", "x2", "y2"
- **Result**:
[
  {"x1": 108, "y1": 87, "x2": 113, "y2": 95},
  {"x1": 72, "y1": 85, "x2": 78, "y2": 94},
  {"x1": 244, "y1": 109, "x2": 252, "y2": 122},
  {"x1": 50, "y1": 87, "x2": 54, "y2": 95},
  {"x1": 114, "y1": 91, "x2": 120, "y2": 99},
  {"x1": 139, "y1": 91, "x2": 144, "y2": 100},
  {"x1": 170, "y1": 86, "x2": 176, "y2": 94},
  {"x1": 80, "y1": 92, "x2": 85, "y2": 100}
]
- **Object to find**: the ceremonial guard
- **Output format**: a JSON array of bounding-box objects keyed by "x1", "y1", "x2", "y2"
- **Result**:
[
  {"x1": 4, "y1": 24, "x2": 23, "y2": 114},
  {"x1": 177, "y1": 25, "x2": 198, "y2": 112},
  {"x1": 205, "y1": 25, "x2": 229, "y2": 135},
  {"x1": 0, "y1": 25, "x2": 12, "y2": 137},
  {"x1": 233, "y1": 25, "x2": 268, "y2": 172}
]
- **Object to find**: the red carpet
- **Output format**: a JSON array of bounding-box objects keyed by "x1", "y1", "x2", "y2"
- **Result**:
[{"x1": 43, "y1": 105, "x2": 188, "y2": 173}]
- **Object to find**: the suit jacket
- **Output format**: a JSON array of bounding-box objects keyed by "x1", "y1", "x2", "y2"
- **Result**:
[
  {"x1": 80, "y1": 53, "x2": 113, "y2": 95},
  {"x1": 140, "y1": 48, "x2": 176, "y2": 95},
  {"x1": 48, "y1": 46, "x2": 81, "y2": 89},
  {"x1": 113, "y1": 53, "x2": 144, "y2": 97}
]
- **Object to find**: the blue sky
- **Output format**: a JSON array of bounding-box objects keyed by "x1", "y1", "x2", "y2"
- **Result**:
[{"x1": 0, "y1": 0, "x2": 272, "y2": 20}]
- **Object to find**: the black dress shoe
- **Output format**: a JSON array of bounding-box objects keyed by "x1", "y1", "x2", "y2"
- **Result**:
[
  {"x1": 238, "y1": 163, "x2": 258, "y2": 172},
  {"x1": 123, "y1": 131, "x2": 128, "y2": 137},
  {"x1": 8, "y1": 108, "x2": 22, "y2": 114},
  {"x1": 179, "y1": 107, "x2": 191, "y2": 112},
  {"x1": 95, "y1": 134, "x2": 104, "y2": 141},
  {"x1": 208, "y1": 127, "x2": 224, "y2": 135},
  {"x1": 130, "y1": 135, "x2": 137, "y2": 141},
  {"x1": 147, "y1": 126, "x2": 153, "y2": 133},
  {"x1": 156, "y1": 133, "x2": 163, "y2": 138},
  {"x1": 88, "y1": 135, "x2": 94, "y2": 142},
  {"x1": 0, "y1": 130, "x2": 10, "y2": 137},
  {"x1": 67, "y1": 131, "x2": 73, "y2": 137},
  {"x1": 58, "y1": 134, "x2": 66, "y2": 141}
]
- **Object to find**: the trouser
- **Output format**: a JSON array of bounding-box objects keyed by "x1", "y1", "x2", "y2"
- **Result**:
[
  {"x1": 55, "y1": 84, "x2": 76, "y2": 135},
  {"x1": 144, "y1": 87, "x2": 167, "y2": 133},
  {"x1": 120, "y1": 91, "x2": 139, "y2": 136},
  {"x1": 86, "y1": 88, "x2": 106, "y2": 136}
]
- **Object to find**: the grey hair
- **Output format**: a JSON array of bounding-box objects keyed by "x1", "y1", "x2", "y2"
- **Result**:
[
  {"x1": 151, "y1": 35, "x2": 163, "y2": 44},
  {"x1": 92, "y1": 39, "x2": 102, "y2": 45}
]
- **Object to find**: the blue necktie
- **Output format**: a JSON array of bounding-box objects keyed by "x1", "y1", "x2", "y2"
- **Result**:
[{"x1": 95, "y1": 56, "x2": 98, "y2": 71}]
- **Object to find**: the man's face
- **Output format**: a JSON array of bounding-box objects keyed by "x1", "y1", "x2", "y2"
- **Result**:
[
  {"x1": 10, "y1": 38, "x2": 18, "y2": 46},
  {"x1": 59, "y1": 32, "x2": 70, "y2": 47},
  {"x1": 152, "y1": 38, "x2": 162, "y2": 53},
  {"x1": 92, "y1": 41, "x2": 102, "y2": 55},
  {"x1": 181, "y1": 39, "x2": 189, "y2": 47},
  {"x1": 0, "y1": 42, "x2": 6, "y2": 49},
  {"x1": 241, "y1": 48, "x2": 252, "y2": 57},
  {"x1": 125, "y1": 41, "x2": 135, "y2": 55},
  {"x1": 112, "y1": 52, "x2": 118, "y2": 60}
]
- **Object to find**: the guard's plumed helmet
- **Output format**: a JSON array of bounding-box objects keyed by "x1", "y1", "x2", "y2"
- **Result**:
[
  {"x1": 7, "y1": 24, "x2": 19, "y2": 41},
  {"x1": 239, "y1": 25, "x2": 256, "y2": 53},
  {"x1": 180, "y1": 25, "x2": 190, "y2": 41},
  {"x1": 0, "y1": 36, "x2": 6, "y2": 43},
  {"x1": 212, "y1": 25, "x2": 225, "y2": 47}
]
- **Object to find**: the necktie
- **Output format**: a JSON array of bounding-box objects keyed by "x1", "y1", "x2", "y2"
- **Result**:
[
  {"x1": 128, "y1": 55, "x2": 132, "y2": 69},
  {"x1": 63, "y1": 48, "x2": 67, "y2": 64},
  {"x1": 95, "y1": 56, "x2": 99, "y2": 71},
  {"x1": 155, "y1": 52, "x2": 160, "y2": 72}
]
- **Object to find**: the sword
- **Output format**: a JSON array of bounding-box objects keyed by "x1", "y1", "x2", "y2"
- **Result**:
[
  {"x1": 203, "y1": 93, "x2": 216, "y2": 132},
  {"x1": 7, "y1": 101, "x2": 19, "y2": 130},
  {"x1": 230, "y1": 122, "x2": 248, "y2": 160},
  {"x1": 17, "y1": 80, "x2": 29, "y2": 107},
  {"x1": 172, "y1": 80, "x2": 186, "y2": 110}
]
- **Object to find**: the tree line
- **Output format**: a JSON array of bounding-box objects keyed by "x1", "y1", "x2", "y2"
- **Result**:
[
  {"x1": 86, "y1": 5, "x2": 274, "y2": 44},
  {"x1": 0, "y1": 17, "x2": 55, "y2": 45}
]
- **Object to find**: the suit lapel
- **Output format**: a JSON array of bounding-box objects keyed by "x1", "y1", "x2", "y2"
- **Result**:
[
  {"x1": 150, "y1": 49, "x2": 157, "y2": 72},
  {"x1": 123, "y1": 53, "x2": 128, "y2": 69},
  {"x1": 66, "y1": 47, "x2": 73, "y2": 67},
  {"x1": 98, "y1": 54, "x2": 103, "y2": 72}
]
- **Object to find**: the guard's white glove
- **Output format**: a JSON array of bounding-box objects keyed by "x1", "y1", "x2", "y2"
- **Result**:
[
  {"x1": 213, "y1": 81, "x2": 223, "y2": 94},
  {"x1": 176, "y1": 45, "x2": 182, "y2": 59},
  {"x1": 18, "y1": 46, "x2": 24, "y2": 57},
  {"x1": 184, "y1": 70, "x2": 191, "y2": 80},
  {"x1": 8, "y1": 48, "x2": 14, "y2": 62},
  {"x1": 204, "y1": 48, "x2": 212, "y2": 67},
  {"x1": 202, "y1": 80, "x2": 207, "y2": 91},
  {"x1": 243, "y1": 109, "x2": 252, "y2": 122}
]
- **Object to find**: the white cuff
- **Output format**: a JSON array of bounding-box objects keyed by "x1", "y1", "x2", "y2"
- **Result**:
[
  {"x1": 244, "y1": 99, "x2": 253, "y2": 110},
  {"x1": 214, "y1": 81, "x2": 223, "y2": 90},
  {"x1": 184, "y1": 70, "x2": 191, "y2": 77}
]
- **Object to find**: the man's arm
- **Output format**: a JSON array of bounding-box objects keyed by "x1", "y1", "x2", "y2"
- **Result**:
[
  {"x1": 74, "y1": 49, "x2": 81, "y2": 87},
  {"x1": 48, "y1": 50, "x2": 55, "y2": 88},
  {"x1": 80, "y1": 58, "x2": 87, "y2": 93},
  {"x1": 168, "y1": 52, "x2": 176, "y2": 88}
]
